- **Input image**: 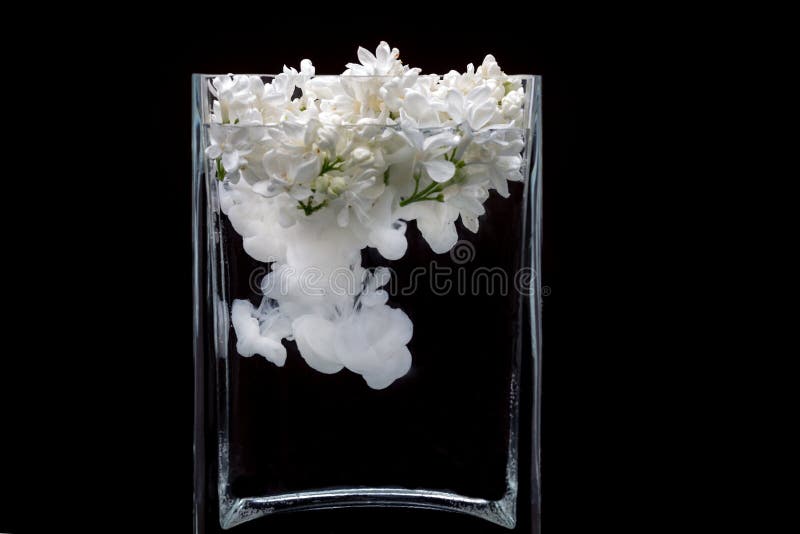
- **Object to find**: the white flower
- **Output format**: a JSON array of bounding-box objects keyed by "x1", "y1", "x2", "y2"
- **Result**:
[
  {"x1": 308, "y1": 76, "x2": 376, "y2": 124},
  {"x1": 401, "y1": 128, "x2": 461, "y2": 183},
  {"x1": 262, "y1": 70, "x2": 297, "y2": 107},
  {"x1": 501, "y1": 86, "x2": 526, "y2": 125},
  {"x1": 445, "y1": 85, "x2": 500, "y2": 131},
  {"x1": 463, "y1": 131, "x2": 525, "y2": 197},
  {"x1": 398, "y1": 89, "x2": 443, "y2": 128},
  {"x1": 476, "y1": 54, "x2": 506, "y2": 81},
  {"x1": 397, "y1": 200, "x2": 459, "y2": 254},
  {"x1": 443, "y1": 183, "x2": 490, "y2": 233},
  {"x1": 379, "y1": 69, "x2": 420, "y2": 113},
  {"x1": 285, "y1": 59, "x2": 315, "y2": 92},
  {"x1": 258, "y1": 149, "x2": 320, "y2": 199},
  {"x1": 333, "y1": 169, "x2": 386, "y2": 227},
  {"x1": 345, "y1": 41, "x2": 403, "y2": 76},
  {"x1": 440, "y1": 63, "x2": 481, "y2": 94},
  {"x1": 316, "y1": 123, "x2": 348, "y2": 156},
  {"x1": 205, "y1": 124, "x2": 252, "y2": 175},
  {"x1": 209, "y1": 42, "x2": 530, "y2": 388},
  {"x1": 266, "y1": 120, "x2": 319, "y2": 155},
  {"x1": 209, "y1": 75, "x2": 262, "y2": 125}
]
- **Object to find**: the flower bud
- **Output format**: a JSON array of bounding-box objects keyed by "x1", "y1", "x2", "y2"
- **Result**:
[
  {"x1": 351, "y1": 146, "x2": 373, "y2": 164},
  {"x1": 313, "y1": 175, "x2": 330, "y2": 192},
  {"x1": 328, "y1": 175, "x2": 348, "y2": 196}
]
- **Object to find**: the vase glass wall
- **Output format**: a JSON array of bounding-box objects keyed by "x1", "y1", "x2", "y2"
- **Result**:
[{"x1": 193, "y1": 74, "x2": 542, "y2": 533}]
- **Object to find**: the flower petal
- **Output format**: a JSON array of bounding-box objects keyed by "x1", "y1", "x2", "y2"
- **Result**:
[
  {"x1": 461, "y1": 212, "x2": 479, "y2": 233},
  {"x1": 489, "y1": 168, "x2": 510, "y2": 197},
  {"x1": 467, "y1": 84, "x2": 492, "y2": 103},
  {"x1": 205, "y1": 144, "x2": 222, "y2": 159},
  {"x1": 468, "y1": 100, "x2": 497, "y2": 130},
  {"x1": 446, "y1": 89, "x2": 465, "y2": 122},
  {"x1": 292, "y1": 155, "x2": 321, "y2": 184},
  {"x1": 229, "y1": 127, "x2": 249, "y2": 147},
  {"x1": 300, "y1": 59, "x2": 315, "y2": 76},
  {"x1": 423, "y1": 131, "x2": 459, "y2": 153},
  {"x1": 416, "y1": 209, "x2": 459, "y2": 254},
  {"x1": 376, "y1": 41, "x2": 391, "y2": 64},
  {"x1": 357, "y1": 46, "x2": 377, "y2": 67},
  {"x1": 221, "y1": 150, "x2": 239, "y2": 173},
  {"x1": 422, "y1": 159, "x2": 455, "y2": 183},
  {"x1": 402, "y1": 90, "x2": 428, "y2": 119}
]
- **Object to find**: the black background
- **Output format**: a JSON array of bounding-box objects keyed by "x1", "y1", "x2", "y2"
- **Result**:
[{"x1": 0, "y1": 20, "x2": 641, "y2": 534}]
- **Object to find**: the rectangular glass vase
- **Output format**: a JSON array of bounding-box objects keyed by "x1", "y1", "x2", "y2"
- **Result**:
[{"x1": 193, "y1": 74, "x2": 542, "y2": 533}]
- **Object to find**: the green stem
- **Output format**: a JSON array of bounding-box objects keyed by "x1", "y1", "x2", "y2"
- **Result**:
[
  {"x1": 320, "y1": 156, "x2": 344, "y2": 175},
  {"x1": 297, "y1": 196, "x2": 327, "y2": 215},
  {"x1": 399, "y1": 154, "x2": 467, "y2": 206},
  {"x1": 399, "y1": 178, "x2": 446, "y2": 206}
]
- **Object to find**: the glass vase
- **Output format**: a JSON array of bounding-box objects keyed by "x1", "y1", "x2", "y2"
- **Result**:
[{"x1": 193, "y1": 74, "x2": 542, "y2": 533}]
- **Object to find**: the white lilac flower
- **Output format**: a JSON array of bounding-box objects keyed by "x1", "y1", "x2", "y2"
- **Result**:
[
  {"x1": 440, "y1": 63, "x2": 480, "y2": 94},
  {"x1": 205, "y1": 124, "x2": 253, "y2": 175},
  {"x1": 345, "y1": 41, "x2": 404, "y2": 76},
  {"x1": 316, "y1": 123, "x2": 348, "y2": 157},
  {"x1": 209, "y1": 61, "x2": 315, "y2": 126},
  {"x1": 209, "y1": 75, "x2": 260, "y2": 124},
  {"x1": 258, "y1": 149, "x2": 321, "y2": 200},
  {"x1": 464, "y1": 131, "x2": 525, "y2": 198},
  {"x1": 266, "y1": 120, "x2": 319, "y2": 154},
  {"x1": 392, "y1": 76, "x2": 438, "y2": 125},
  {"x1": 501, "y1": 87, "x2": 526, "y2": 125},
  {"x1": 209, "y1": 42, "x2": 529, "y2": 388},
  {"x1": 445, "y1": 85, "x2": 500, "y2": 131},
  {"x1": 378, "y1": 69, "x2": 421, "y2": 114},
  {"x1": 332, "y1": 169, "x2": 386, "y2": 228},
  {"x1": 476, "y1": 54, "x2": 507, "y2": 82},
  {"x1": 400, "y1": 128, "x2": 461, "y2": 183},
  {"x1": 442, "y1": 182, "x2": 490, "y2": 233},
  {"x1": 397, "y1": 200, "x2": 460, "y2": 254},
  {"x1": 285, "y1": 59, "x2": 315, "y2": 92}
]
